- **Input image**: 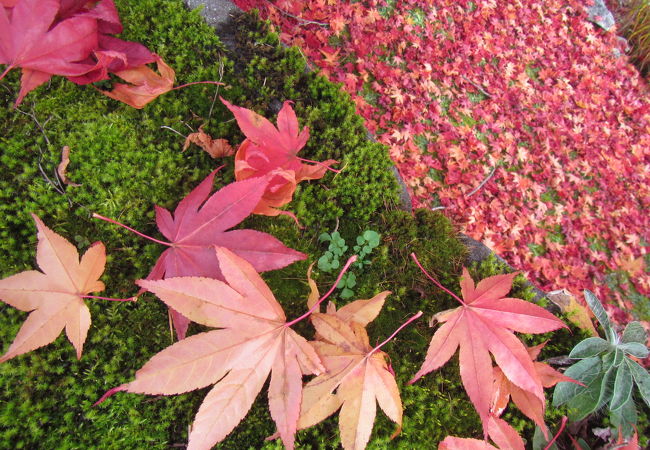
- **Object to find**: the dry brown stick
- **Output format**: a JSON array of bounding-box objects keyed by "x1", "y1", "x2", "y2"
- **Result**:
[
  {"x1": 466, "y1": 166, "x2": 497, "y2": 198},
  {"x1": 263, "y1": 0, "x2": 329, "y2": 27},
  {"x1": 461, "y1": 75, "x2": 492, "y2": 99}
]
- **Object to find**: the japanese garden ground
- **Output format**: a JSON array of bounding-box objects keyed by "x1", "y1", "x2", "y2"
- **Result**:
[{"x1": 0, "y1": 0, "x2": 649, "y2": 448}]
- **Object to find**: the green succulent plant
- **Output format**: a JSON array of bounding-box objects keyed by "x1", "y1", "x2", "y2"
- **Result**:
[{"x1": 552, "y1": 290, "x2": 650, "y2": 436}]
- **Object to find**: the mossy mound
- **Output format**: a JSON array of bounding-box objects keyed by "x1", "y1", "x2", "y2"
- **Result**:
[{"x1": 0, "y1": 1, "x2": 640, "y2": 448}]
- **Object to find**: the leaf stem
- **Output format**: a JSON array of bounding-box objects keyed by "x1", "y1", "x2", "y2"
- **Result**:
[
  {"x1": 367, "y1": 311, "x2": 423, "y2": 357},
  {"x1": 171, "y1": 81, "x2": 224, "y2": 91},
  {"x1": 82, "y1": 295, "x2": 136, "y2": 302},
  {"x1": 285, "y1": 255, "x2": 357, "y2": 327},
  {"x1": 543, "y1": 416, "x2": 567, "y2": 450},
  {"x1": 0, "y1": 65, "x2": 12, "y2": 82},
  {"x1": 92, "y1": 213, "x2": 172, "y2": 247},
  {"x1": 295, "y1": 156, "x2": 341, "y2": 174},
  {"x1": 410, "y1": 253, "x2": 465, "y2": 305}
]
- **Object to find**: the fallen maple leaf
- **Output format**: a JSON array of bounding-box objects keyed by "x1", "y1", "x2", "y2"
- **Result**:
[
  {"x1": 409, "y1": 254, "x2": 567, "y2": 433},
  {"x1": 221, "y1": 98, "x2": 338, "y2": 217},
  {"x1": 547, "y1": 289, "x2": 598, "y2": 336},
  {"x1": 296, "y1": 295, "x2": 420, "y2": 450},
  {"x1": 0, "y1": 214, "x2": 125, "y2": 362},
  {"x1": 57, "y1": 145, "x2": 82, "y2": 187},
  {"x1": 491, "y1": 341, "x2": 578, "y2": 439},
  {"x1": 0, "y1": 0, "x2": 98, "y2": 105},
  {"x1": 97, "y1": 55, "x2": 174, "y2": 109},
  {"x1": 438, "y1": 415, "x2": 524, "y2": 450},
  {"x1": 96, "y1": 249, "x2": 363, "y2": 450},
  {"x1": 183, "y1": 125, "x2": 235, "y2": 158},
  {"x1": 93, "y1": 168, "x2": 305, "y2": 339}
]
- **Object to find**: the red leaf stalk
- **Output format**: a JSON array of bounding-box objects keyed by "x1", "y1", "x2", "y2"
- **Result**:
[
  {"x1": 410, "y1": 252, "x2": 465, "y2": 305},
  {"x1": 285, "y1": 255, "x2": 357, "y2": 327},
  {"x1": 92, "y1": 213, "x2": 172, "y2": 247},
  {"x1": 367, "y1": 311, "x2": 422, "y2": 357},
  {"x1": 82, "y1": 295, "x2": 136, "y2": 302}
]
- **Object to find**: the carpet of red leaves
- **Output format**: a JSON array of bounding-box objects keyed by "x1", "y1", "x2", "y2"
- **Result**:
[{"x1": 234, "y1": 0, "x2": 649, "y2": 323}]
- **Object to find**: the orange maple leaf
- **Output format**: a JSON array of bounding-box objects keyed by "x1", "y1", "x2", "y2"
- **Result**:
[
  {"x1": 98, "y1": 55, "x2": 174, "y2": 109},
  {"x1": 491, "y1": 342, "x2": 579, "y2": 439},
  {"x1": 98, "y1": 248, "x2": 325, "y2": 450},
  {"x1": 0, "y1": 214, "x2": 107, "y2": 362},
  {"x1": 295, "y1": 292, "x2": 418, "y2": 450},
  {"x1": 182, "y1": 125, "x2": 234, "y2": 158}
]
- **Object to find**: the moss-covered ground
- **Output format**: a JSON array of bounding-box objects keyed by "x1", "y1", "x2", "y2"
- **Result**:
[{"x1": 0, "y1": 1, "x2": 645, "y2": 448}]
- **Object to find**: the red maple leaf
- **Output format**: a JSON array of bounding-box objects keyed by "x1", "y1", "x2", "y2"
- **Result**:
[
  {"x1": 94, "y1": 169, "x2": 305, "y2": 339},
  {"x1": 221, "y1": 98, "x2": 337, "y2": 217},
  {"x1": 409, "y1": 254, "x2": 567, "y2": 433},
  {"x1": 0, "y1": 0, "x2": 98, "y2": 105}
]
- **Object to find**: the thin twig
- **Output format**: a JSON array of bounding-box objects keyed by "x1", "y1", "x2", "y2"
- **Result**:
[
  {"x1": 16, "y1": 107, "x2": 52, "y2": 147},
  {"x1": 430, "y1": 206, "x2": 446, "y2": 211},
  {"x1": 37, "y1": 160, "x2": 65, "y2": 195},
  {"x1": 465, "y1": 166, "x2": 497, "y2": 198},
  {"x1": 159, "y1": 125, "x2": 187, "y2": 139},
  {"x1": 263, "y1": 0, "x2": 329, "y2": 27},
  {"x1": 461, "y1": 75, "x2": 492, "y2": 99},
  {"x1": 297, "y1": 47, "x2": 314, "y2": 71},
  {"x1": 208, "y1": 58, "x2": 225, "y2": 121}
]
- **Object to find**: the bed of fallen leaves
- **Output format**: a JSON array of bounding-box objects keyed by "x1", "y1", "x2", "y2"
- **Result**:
[{"x1": 234, "y1": 0, "x2": 650, "y2": 324}]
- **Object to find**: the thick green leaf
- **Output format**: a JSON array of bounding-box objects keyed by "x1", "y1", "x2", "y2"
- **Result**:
[
  {"x1": 627, "y1": 359, "x2": 650, "y2": 408},
  {"x1": 594, "y1": 356, "x2": 617, "y2": 413},
  {"x1": 617, "y1": 342, "x2": 649, "y2": 359},
  {"x1": 532, "y1": 425, "x2": 558, "y2": 450},
  {"x1": 622, "y1": 321, "x2": 647, "y2": 344},
  {"x1": 552, "y1": 356, "x2": 601, "y2": 407},
  {"x1": 610, "y1": 362, "x2": 633, "y2": 411},
  {"x1": 584, "y1": 290, "x2": 615, "y2": 342},
  {"x1": 569, "y1": 337, "x2": 611, "y2": 358},
  {"x1": 610, "y1": 395, "x2": 638, "y2": 437},
  {"x1": 613, "y1": 348, "x2": 625, "y2": 367}
]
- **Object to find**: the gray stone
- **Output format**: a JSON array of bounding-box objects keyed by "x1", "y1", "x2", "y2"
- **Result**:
[
  {"x1": 184, "y1": 0, "x2": 243, "y2": 51},
  {"x1": 587, "y1": 0, "x2": 616, "y2": 31}
]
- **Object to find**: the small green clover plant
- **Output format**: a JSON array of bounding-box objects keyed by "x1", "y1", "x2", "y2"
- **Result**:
[
  {"x1": 552, "y1": 290, "x2": 650, "y2": 437},
  {"x1": 317, "y1": 230, "x2": 380, "y2": 299}
]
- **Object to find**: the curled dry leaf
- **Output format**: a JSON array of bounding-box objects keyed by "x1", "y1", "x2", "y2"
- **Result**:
[
  {"x1": 183, "y1": 125, "x2": 234, "y2": 158},
  {"x1": 57, "y1": 146, "x2": 82, "y2": 187},
  {"x1": 0, "y1": 214, "x2": 106, "y2": 361},
  {"x1": 547, "y1": 289, "x2": 598, "y2": 336}
]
